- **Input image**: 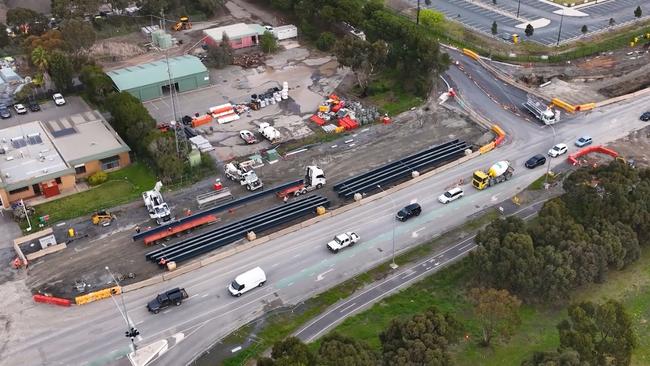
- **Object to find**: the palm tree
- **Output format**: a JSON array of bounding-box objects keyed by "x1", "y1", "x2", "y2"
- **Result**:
[{"x1": 31, "y1": 46, "x2": 49, "y2": 72}]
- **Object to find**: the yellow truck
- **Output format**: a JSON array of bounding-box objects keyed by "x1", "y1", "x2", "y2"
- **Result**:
[{"x1": 472, "y1": 161, "x2": 514, "y2": 190}]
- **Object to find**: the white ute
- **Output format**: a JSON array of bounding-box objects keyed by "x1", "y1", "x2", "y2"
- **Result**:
[{"x1": 327, "y1": 232, "x2": 360, "y2": 253}]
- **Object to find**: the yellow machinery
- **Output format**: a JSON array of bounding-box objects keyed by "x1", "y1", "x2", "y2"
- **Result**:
[
  {"x1": 172, "y1": 16, "x2": 192, "y2": 31},
  {"x1": 91, "y1": 210, "x2": 114, "y2": 225}
]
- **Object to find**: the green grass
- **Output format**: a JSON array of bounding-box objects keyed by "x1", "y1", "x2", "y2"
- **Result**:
[
  {"x1": 365, "y1": 71, "x2": 424, "y2": 116},
  {"x1": 30, "y1": 163, "x2": 156, "y2": 225},
  {"x1": 219, "y1": 210, "x2": 499, "y2": 365},
  {"x1": 324, "y1": 230, "x2": 650, "y2": 366}
]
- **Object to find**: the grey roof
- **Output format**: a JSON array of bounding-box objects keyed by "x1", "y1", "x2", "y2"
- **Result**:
[
  {"x1": 203, "y1": 23, "x2": 266, "y2": 42},
  {"x1": 107, "y1": 55, "x2": 207, "y2": 91}
]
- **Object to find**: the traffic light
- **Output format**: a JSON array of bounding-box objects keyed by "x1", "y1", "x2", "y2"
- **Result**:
[{"x1": 125, "y1": 327, "x2": 140, "y2": 339}]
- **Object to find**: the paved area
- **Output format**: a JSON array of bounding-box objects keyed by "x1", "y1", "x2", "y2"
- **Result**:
[
  {"x1": 408, "y1": 0, "x2": 648, "y2": 45},
  {"x1": 1, "y1": 96, "x2": 89, "y2": 129}
]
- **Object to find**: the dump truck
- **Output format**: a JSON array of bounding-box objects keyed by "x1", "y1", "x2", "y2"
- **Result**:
[
  {"x1": 472, "y1": 161, "x2": 514, "y2": 190},
  {"x1": 225, "y1": 162, "x2": 263, "y2": 191},
  {"x1": 523, "y1": 94, "x2": 560, "y2": 125},
  {"x1": 276, "y1": 166, "x2": 326, "y2": 199},
  {"x1": 142, "y1": 181, "x2": 173, "y2": 225}
]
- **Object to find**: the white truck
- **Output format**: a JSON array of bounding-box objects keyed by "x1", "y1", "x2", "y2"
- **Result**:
[
  {"x1": 259, "y1": 122, "x2": 281, "y2": 143},
  {"x1": 225, "y1": 162, "x2": 263, "y2": 191},
  {"x1": 276, "y1": 166, "x2": 326, "y2": 199},
  {"x1": 523, "y1": 94, "x2": 560, "y2": 125},
  {"x1": 327, "y1": 232, "x2": 360, "y2": 253},
  {"x1": 142, "y1": 181, "x2": 173, "y2": 225}
]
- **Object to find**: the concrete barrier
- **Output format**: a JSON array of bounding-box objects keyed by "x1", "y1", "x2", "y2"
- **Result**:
[
  {"x1": 575, "y1": 103, "x2": 596, "y2": 111},
  {"x1": 163, "y1": 261, "x2": 202, "y2": 281},
  {"x1": 463, "y1": 48, "x2": 480, "y2": 61},
  {"x1": 122, "y1": 275, "x2": 164, "y2": 293},
  {"x1": 480, "y1": 142, "x2": 496, "y2": 154},
  {"x1": 25, "y1": 243, "x2": 67, "y2": 261},
  {"x1": 75, "y1": 286, "x2": 121, "y2": 305},
  {"x1": 551, "y1": 98, "x2": 576, "y2": 113}
]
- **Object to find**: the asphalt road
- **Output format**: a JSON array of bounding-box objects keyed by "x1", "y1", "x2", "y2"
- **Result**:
[
  {"x1": 294, "y1": 199, "x2": 545, "y2": 343},
  {"x1": 411, "y1": 0, "x2": 648, "y2": 45},
  {"x1": 5, "y1": 56, "x2": 650, "y2": 366}
]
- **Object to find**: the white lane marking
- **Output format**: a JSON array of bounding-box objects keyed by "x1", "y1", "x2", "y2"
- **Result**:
[
  {"x1": 339, "y1": 302, "x2": 357, "y2": 313},
  {"x1": 292, "y1": 254, "x2": 301, "y2": 259},
  {"x1": 189, "y1": 294, "x2": 197, "y2": 299},
  {"x1": 411, "y1": 227, "x2": 426, "y2": 238},
  {"x1": 135, "y1": 320, "x2": 144, "y2": 326},
  {"x1": 162, "y1": 310, "x2": 171, "y2": 314},
  {"x1": 459, "y1": 243, "x2": 474, "y2": 251},
  {"x1": 287, "y1": 282, "x2": 294, "y2": 287},
  {"x1": 402, "y1": 271, "x2": 417, "y2": 279},
  {"x1": 271, "y1": 263, "x2": 279, "y2": 268},
  {"x1": 316, "y1": 268, "x2": 335, "y2": 282},
  {"x1": 201, "y1": 294, "x2": 209, "y2": 298}
]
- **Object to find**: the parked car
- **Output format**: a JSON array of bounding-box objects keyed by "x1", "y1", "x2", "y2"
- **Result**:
[
  {"x1": 327, "y1": 232, "x2": 360, "y2": 253},
  {"x1": 239, "y1": 130, "x2": 257, "y2": 144},
  {"x1": 396, "y1": 203, "x2": 422, "y2": 222},
  {"x1": 228, "y1": 267, "x2": 266, "y2": 297},
  {"x1": 52, "y1": 93, "x2": 66, "y2": 106},
  {"x1": 575, "y1": 136, "x2": 593, "y2": 147},
  {"x1": 27, "y1": 98, "x2": 40, "y2": 112},
  {"x1": 13, "y1": 104, "x2": 27, "y2": 114},
  {"x1": 548, "y1": 143, "x2": 568, "y2": 158},
  {"x1": 0, "y1": 105, "x2": 11, "y2": 119},
  {"x1": 438, "y1": 187, "x2": 464, "y2": 204},
  {"x1": 640, "y1": 112, "x2": 650, "y2": 122},
  {"x1": 525, "y1": 154, "x2": 546, "y2": 169},
  {"x1": 147, "y1": 287, "x2": 188, "y2": 314}
]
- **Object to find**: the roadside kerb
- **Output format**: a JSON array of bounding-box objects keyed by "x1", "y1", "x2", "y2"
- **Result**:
[
  {"x1": 90, "y1": 151, "x2": 484, "y2": 300},
  {"x1": 596, "y1": 87, "x2": 650, "y2": 108}
]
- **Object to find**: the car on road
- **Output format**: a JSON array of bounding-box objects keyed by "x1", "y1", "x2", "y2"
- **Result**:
[
  {"x1": 327, "y1": 232, "x2": 360, "y2": 253},
  {"x1": 640, "y1": 112, "x2": 650, "y2": 122},
  {"x1": 575, "y1": 136, "x2": 593, "y2": 147},
  {"x1": 0, "y1": 105, "x2": 11, "y2": 119},
  {"x1": 13, "y1": 104, "x2": 27, "y2": 114},
  {"x1": 438, "y1": 187, "x2": 464, "y2": 204},
  {"x1": 525, "y1": 154, "x2": 546, "y2": 169},
  {"x1": 27, "y1": 98, "x2": 40, "y2": 112},
  {"x1": 239, "y1": 130, "x2": 257, "y2": 144},
  {"x1": 228, "y1": 267, "x2": 266, "y2": 297},
  {"x1": 52, "y1": 93, "x2": 66, "y2": 106},
  {"x1": 147, "y1": 287, "x2": 188, "y2": 314},
  {"x1": 548, "y1": 143, "x2": 568, "y2": 158},
  {"x1": 396, "y1": 203, "x2": 422, "y2": 222}
]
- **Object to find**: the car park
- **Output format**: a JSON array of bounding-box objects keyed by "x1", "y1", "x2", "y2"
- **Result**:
[
  {"x1": 640, "y1": 112, "x2": 650, "y2": 122},
  {"x1": 228, "y1": 267, "x2": 266, "y2": 297},
  {"x1": 438, "y1": 187, "x2": 464, "y2": 204},
  {"x1": 27, "y1": 98, "x2": 41, "y2": 112},
  {"x1": 0, "y1": 105, "x2": 11, "y2": 119},
  {"x1": 575, "y1": 136, "x2": 593, "y2": 147},
  {"x1": 52, "y1": 93, "x2": 66, "y2": 106},
  {"x1": 13, "y1": 104, "x2": 27, "y2": 114},
  {"x1": 548, "y1": 143, "x2": 568, "y2": 157},
  {"x1": 525, "y1": 154, "x2": 546, "y2": 169},
  {"x1": 396, "y1": 203, "x2": 422, "y2": 221}
]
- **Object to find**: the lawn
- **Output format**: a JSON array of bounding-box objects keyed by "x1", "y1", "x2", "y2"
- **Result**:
[
  {"x1": 325, "y1": 235, "x2": 650, "y2": 365},
  {"x1": 31, "y1": 163, "x2": 156, "y2": 225},
  {"x1": 366, "y1": 71, "x2": 424, "y2": 116}
]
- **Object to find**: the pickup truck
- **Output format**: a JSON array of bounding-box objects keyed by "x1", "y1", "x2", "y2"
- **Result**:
[
  {"x1": 147, "y1": 288, "x2": 189, "y2": 314},
  {"x1": 327, "y1": 232, "x2": 360, "y2": 253}
]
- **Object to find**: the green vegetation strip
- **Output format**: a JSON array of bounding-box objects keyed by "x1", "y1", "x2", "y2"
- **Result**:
[
  {"x1": 220, "y1": 210, "x2": 499, "y2": 365},
  {"x1": 31, "y1": 163, "x2": 156, "y2": 225}
]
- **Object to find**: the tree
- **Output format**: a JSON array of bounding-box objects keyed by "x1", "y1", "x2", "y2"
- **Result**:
[
  {"x1": 491, "y1": 21, "x2": 498, "y2": 35},
  {"x1": 609, "y1": 17, "x2": 615, "y2": 26},
  {"x1": 468, "y1": 288, "x2": 522, "y2": 346},
  {"x1": 260, "y1": 31, "x2": 279, "y2": 53},
  {"x1": 581, "y1": 25, "x2": 588, "y2": 35},
  {"x1": 317, "y1": 333, "x2": 379, "y2": 366},
  {"x1": 266, "y1": 336, "x2": 316, "y2": 366},
  {"x1": 634, "y1": 6, "x2": 642, "y2": 18},
  {"x1": 148, "y1": 135, "x2": 185, "y2": 183},
  {"x1": 105, "y1": 92, "x2": 156, "y2": 155},
  {"x1": 6, "y1": 8, "x2": 48, "y2": 32},
  {"x1": 48, "y1": 51, "x2": 74, "y2": 91},
  {"x1": 80, "y1": 64, "x2": 115, "y2": 104},
  {"x1": 31, "y1": 46, "x2": 50, "y2": 72},
  {"x1": 108, "y1": 0, "x2": 130, "y2": 13},
  {"x1": 60, "y1": 19, "x2": 97, "y2": 53},
  {"x1": 525, "y1": 23, "x2": 534, "y2": 37},
  {"x1": 521, "y1": 349, "x2": 585, "y2": 366},
  {"x1": 558, "y1": 300, "x2": 637, "y2": 366},
  {"x1": 419, "y1": 9, "x2": 445, "y2": 32},
  {"x1": 0, "y1": 23, "x2": 9, "y2": 48},
  {"x1": 316, "y1": 32, "x2": 336, "y2": 51},
  {"x1": 334, "y1": 36, "x2": 388, "y2": 96},
  {"x1": 380, "y1": 306, "x2": 462, "y2": 366},
  {"x1": 24, "y1": 30, "x2": 66, "y2": 53}
]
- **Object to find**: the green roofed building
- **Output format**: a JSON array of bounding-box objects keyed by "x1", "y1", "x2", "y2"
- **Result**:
[{"x1": 106, "y1": 55, "x2": 209, "y2": 101}]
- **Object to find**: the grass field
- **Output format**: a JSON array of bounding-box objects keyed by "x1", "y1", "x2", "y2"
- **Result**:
[
  {"x1": 325, "y1": 237, "x2": 650, "y2": 365},
  {"x1": 31, "y1": 163, "x2": 156, "y2": 225}
]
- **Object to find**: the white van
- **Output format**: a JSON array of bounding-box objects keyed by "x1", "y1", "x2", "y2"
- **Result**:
[{"x1": 228, "y1": 267, "x2": 266, "y2": 296}]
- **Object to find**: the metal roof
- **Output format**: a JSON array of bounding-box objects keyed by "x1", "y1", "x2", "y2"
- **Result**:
[
  {"x1": 107, "y1": 55, "x2": 207, "y2": 91},
  {"x1": 203, "y1": 23, "x2": 266, "y2": 42}
]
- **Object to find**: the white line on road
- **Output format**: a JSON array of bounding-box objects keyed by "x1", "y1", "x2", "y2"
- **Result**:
[
  {"x1": 201, "y1": 294, "x2": 209, "y2": 298},
  {"x1": 402, "y1": 271, "x2": 417, "y2": 279},
  {"x1": 339, "y1": 302, "x2": 357, "y2": 313},
  {"x1": 162, "y1": 310, "x2": 171, "y2": 314},
  {"x1": 292, "y1": 254, "x2": 301, "y2": 259},
  {"x1": 459, "y1": 243, "x2": 475, "y2": 251},
  {"x1": 135, "y1": 320, "x2": 144, "y2": 326},
  {"x1": 316, "y1": 268, "x2": 335, "y2": 282},
  {"x1": 287, "y1": 282, "x2": 294, "y2": 287},
  {"x1": 271, "y1": 263, "x2": 279, "y2": 268},
  {"x1": 189, "y1": 294, "x2": 198, "y2": 299}
]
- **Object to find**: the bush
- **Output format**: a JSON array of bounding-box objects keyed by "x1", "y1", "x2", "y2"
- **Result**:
[
  {"x1": 88, "y1": 171, "x2": 108, "y2": 186},
  {"x1": 316, "y1": 32, "x2": 336, "y2": 51}
]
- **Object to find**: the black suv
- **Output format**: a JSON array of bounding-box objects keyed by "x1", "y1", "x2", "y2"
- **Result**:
[
  {"x1": 525, "y1": 154, "x2": 546, "y2": 169},
  {"x1": 27, "y1": 98, "x2": 41, "y2": 112},
  {"x1": 147, "y1": 287, "x2": 188, "y2": 314},
  {"x1": 396, "y1": 203, "x2": 422, "y2": 222},
  {"x1": 0, "y1": 104, "x2": 11, "y2": 119},
  {"x1": 641, "y1": 112, "x2": 650, "y2": 122}
]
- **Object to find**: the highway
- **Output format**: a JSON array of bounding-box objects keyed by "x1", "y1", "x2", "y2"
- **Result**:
[{"x1": 5, "y1": 56, "x2": 650, "y2": 366}]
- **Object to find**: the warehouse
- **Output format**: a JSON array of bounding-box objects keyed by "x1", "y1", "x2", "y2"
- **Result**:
[
  {"x1": 203, "y1": 23, "x2": 267, "y2": 49},
  {"x1": 107, "y1": 55, "x2": 209, "y2": 101}
]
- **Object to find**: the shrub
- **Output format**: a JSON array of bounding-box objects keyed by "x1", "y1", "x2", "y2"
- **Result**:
[
  {"x1": 88, "y1": 171, "x2": 108, "y2": 186},
  {"x1": 316, "y1": 32, "x2": 337, "y2": 51}
]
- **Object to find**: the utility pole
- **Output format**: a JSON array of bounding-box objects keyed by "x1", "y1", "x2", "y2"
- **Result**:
[
  {"x1": 556, "y1": 9, "x2": 565, "y2": 46},
  {"x1": 377, "y1": 185, "x2": 398, "y2": 270},
  {"x1": 516, "y1": 0, "x2": 522, "y2": 18},
  {"x1": 544, "y1": 124, "x2": 556, "y2": 188},
  {"x1": 417, "y1": 0, "x2": 421, "y2": 25},
  {"x1": 106, "y1": 266, "x2": 139, "y2": 352}
]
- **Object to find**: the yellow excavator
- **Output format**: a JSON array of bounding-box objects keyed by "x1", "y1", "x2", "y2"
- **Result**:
[
  {"x1": 91, "y1": 210, "x2": 115, "y2": 226},
  {"x1": 172, "y1": 16, "x2": 192, "y2": 31}
]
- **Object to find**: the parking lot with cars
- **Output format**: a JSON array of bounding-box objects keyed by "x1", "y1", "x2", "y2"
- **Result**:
[{"x1": 0, "y1": 94, "x2": 84, "y2": 129}]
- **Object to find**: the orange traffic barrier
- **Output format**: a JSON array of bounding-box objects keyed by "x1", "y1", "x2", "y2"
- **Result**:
[
  {"x1": 33, "y1": 294, "x2": 71, "y2": 307},
  {"x1": 479, "y1": 142, "x2": 496, "y2": 154},
  {"x1": 551, "y1": 98, "x2": 576, "y2": 113},
  {"x1": 191, "y1": 114, "x2": 213, "y2": 127},
  {"x1": 463, "y1": 48, "x2": 480, "y2": 61},
  {"x1": 575, "y1": 103, "x2": 596, "y2": 112},
  {"x1": 567, "y1": 145, "x2": 619, "y2": 165}
]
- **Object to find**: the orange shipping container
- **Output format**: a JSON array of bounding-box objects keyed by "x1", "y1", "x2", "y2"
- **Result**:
[{"x1": 192, "y1": 114, "x2": 213, "y2": 127}]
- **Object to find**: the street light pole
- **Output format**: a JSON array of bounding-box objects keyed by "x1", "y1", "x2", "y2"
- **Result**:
[
  {"x1": 106, "y1": 266, "x2": 138, "y2": 352},
  {"x1": 377, "y1": 185, "x2": 398, "y2": 270},
  {"x1": 544, "y1": 124, "x2": 556, "y2": 188},
  {"x1": 21, "y1": 199, "x2": 32, "y2": 232},
  {"x1": 556, "y1": 9, "x2": 565, "y2": 46},
  {"x1": 417, "y1": 0, "x2": 421, "y2": 25},
  {"x1": 516, "y1": 0, "x2": 522, "y2": 18}
]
